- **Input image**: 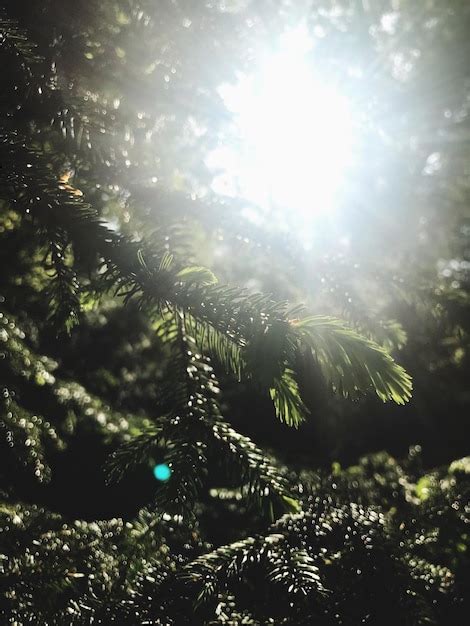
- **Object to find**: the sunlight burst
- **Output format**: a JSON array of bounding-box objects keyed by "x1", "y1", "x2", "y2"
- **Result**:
[{"x1": 208, "y1": 25, "x2": 355, "y2": 225}]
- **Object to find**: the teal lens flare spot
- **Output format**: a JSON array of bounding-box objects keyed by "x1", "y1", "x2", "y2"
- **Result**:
[{"x1": 153, "y1": 463, "x2": 171, "y2": 482}]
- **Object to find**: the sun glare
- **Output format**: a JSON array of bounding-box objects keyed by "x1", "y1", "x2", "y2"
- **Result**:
[{"x1": 207, "y1": 25, "x2": 355, "y2": 228}]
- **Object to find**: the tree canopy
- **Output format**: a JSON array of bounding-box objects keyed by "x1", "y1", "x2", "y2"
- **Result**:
[{"x1": 0, "y1": 1, "x2": 469, "y2": 624}]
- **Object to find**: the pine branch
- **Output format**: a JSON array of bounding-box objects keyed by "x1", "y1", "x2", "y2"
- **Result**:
[
  {"x1": 270, "y1": 368, "x2": 309, "y2": 428},
  {"x1": 0, "y1": 306, "x2": 135, "y2": 478},
  {"x1": 0, "y1": 390, "x2": 63, "y2": 482},
  {"x1": 292, "y1": 316, "x2": 412, "y2": 404},
  {"x1": 0, "y1": 10, "x2": 128, "y2": 171},
  {"x1": 184, "y1": 312, "x2": 244, "y2": 380},
  {"x1": 44, "y1": 227, "x2": 81, "y2": 333},
  {"x1": 107, "y1": 311, "x2": 297, "y2": 518},
  {"x1": 210, "y1": 419, "x2": 297, "y2": 514},
  {"x1": 1, "y1": 127, "x2": 412, "y2": 406},
  {"x1": 0, "y1": 502, "x2": 181, "y2": 625}
]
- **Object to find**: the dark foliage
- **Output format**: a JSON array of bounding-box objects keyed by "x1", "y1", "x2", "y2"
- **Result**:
[{"x1": 0, "y1": 1, "x2": 469, "y2": 624}]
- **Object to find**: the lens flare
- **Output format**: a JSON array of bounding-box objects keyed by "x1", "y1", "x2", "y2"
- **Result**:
[{"x1": 153, "y1": 463, "x2": 171, "y2": 482}]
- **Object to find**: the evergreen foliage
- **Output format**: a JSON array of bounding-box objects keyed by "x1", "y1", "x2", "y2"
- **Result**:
[
  {"x1": 0, "y1": 1, "x2": 469, "y2": 624},
  {"x1": 1, "y1": 450, "x2": 469, "y2": 624}
]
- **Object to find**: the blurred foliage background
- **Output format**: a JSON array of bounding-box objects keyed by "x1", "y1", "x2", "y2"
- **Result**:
[{"x1": 0, "y1": 0, "x2": 469, "y2": 623}]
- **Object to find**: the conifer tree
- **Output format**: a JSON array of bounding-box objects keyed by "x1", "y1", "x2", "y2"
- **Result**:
[{"x1": 1, "y1": 1, "x2": 469, "y2": 624}]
